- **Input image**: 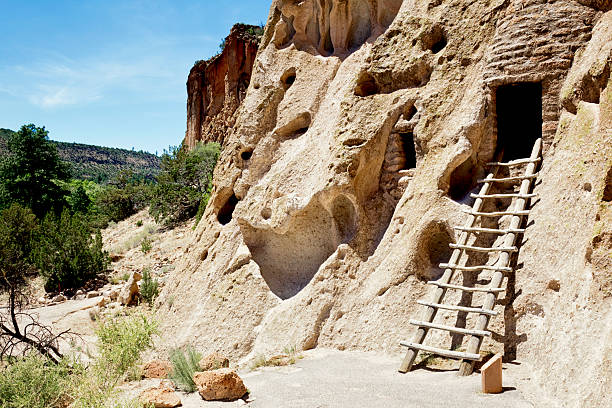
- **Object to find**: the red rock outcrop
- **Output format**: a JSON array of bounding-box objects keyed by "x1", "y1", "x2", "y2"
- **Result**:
[{"x1": 185, "y1": 24, "x2": 261, "y2": 149}]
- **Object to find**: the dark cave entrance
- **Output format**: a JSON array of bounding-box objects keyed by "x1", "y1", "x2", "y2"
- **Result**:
[
  {"x1": 400, "y1": 133, "x2": 417, "y2": 170},
  {"x1": 495, "y1": 82, "x2": 542, "y2": 161},
  {"x1": 217, "y1": 194, "x2": 238, "y2": 225}
]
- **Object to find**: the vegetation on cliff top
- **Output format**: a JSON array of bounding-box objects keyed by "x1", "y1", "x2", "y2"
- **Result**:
[{"x1": 0, "y1": 127, "x2": 160, "y2": 184}]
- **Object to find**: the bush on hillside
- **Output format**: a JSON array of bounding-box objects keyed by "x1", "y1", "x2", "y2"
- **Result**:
[
  {"x1": 34, "y1": 209, "x2": 108, "y2": 292},
  {"x1": 150, "y1": 142, "x2": 220, "y2": 227},
  {"x1": 0, "y1": 354, "x2": 74, "y2": 408}
]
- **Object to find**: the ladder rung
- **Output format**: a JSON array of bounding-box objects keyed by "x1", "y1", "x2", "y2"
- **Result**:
[
  {"x1": 462, "y1": 209, "x2": 530, "y2": 217},
  {"x1": 471, "y1": 193, "x2": 537, "y2": 199},
  {"x1": 439, "y1": 263, "x2": 512, "y2": 272},
  {"x1": 409, "y1": 320, "x2": 492, "y2": 337},
  {"x1": 477, "y1": 174, "x2": 538, "y2": 183},
  {"x1": 399, "y1": 342, "x2": 482, "y2": 361},
  {"x1": 449, "y1": 244, "x2": 518, "y2": 252},
  {"x1": 453, "y1": 226, "x2": 526, "y2": 234},
  {"x1": 427, "y1": 281, "x2": 506, "y2": 293},
  {"x1": 417, "y1": 300, "x2": 498, "y2": 316},
  {"x1": 486, "y1": 157, "x2": 541, "y2": 167}
]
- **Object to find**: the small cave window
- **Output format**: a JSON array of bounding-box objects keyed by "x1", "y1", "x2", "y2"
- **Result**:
[
  {"x1": 417, "y1": 222, "x2": 454, "y2": 281},
  {"x1": 400, "y1": 133, "x2": 417, "y2": 170},
  {"x1": 449, "y1": 156, "x2": 479, "y2": 202},
  {"x1": 240, "y1": 149, "x2": 253, "y2": 161},
  {"x1": 281, "y1": 68, "x2": 297, "y2": 90},
  {"x1": 217, "y1": 194, "x2": 239, "y2": 225},
  {"x1": 603, "y1": 166, "x2": 612, "y2": 202},
  {"x1": 495, "y1": 82, "x2": 542, "y2": 161},
  {"x1": 422, "y1": 25, "x2": 447, "y2": 54},
  {"x1": 354, "y1": 72, "x2": 380, "y2": 97}
]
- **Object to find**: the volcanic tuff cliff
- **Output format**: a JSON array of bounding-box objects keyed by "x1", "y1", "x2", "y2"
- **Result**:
[
  {"x1": 184, "y1": 24, "x2": 261, "y2": 149},
  {"x1": 164, "y1": 1, "x2": 612, "y2": 407}
]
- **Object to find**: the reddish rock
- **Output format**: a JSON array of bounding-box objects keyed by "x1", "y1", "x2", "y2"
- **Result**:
[
  {"x1": 142, "y1": 359, "x2": 172, "y2": 379},
  {"x1": 185, "y1": 24, "x2": 261, "y2": 149},
  {"x1": 199, "y1": 352, "x2": 230, "y2": 371},
  {"x1": 139, "y1": 384, "x2": 182, "y2": 408},
  {"x1": 193, "y1": 369, "x2": 247, "y2": 401}
]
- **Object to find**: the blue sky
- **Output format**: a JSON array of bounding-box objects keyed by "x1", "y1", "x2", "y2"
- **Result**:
[{"x1": 0, "y1": 0, "x2": 271, "y2": 154}]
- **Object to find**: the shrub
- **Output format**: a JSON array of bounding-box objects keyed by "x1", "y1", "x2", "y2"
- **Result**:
[
  {"x1": 34, "y1": 209, "x2": 108, "y2": 292},
  {"x1": 140, "y1": 237, "x2": 152, "y2": 254},
  {"x1": 150, "y1": 142, "x2": 220, "y2": 227},
  {"x1": 0, "y1": 354, "x2": 73, "y2": 408},
  {"x1": 136, "y1": 220, "x2": 143, "y2": 227},
  {"x1": 140, "y1": 268, "x2": 159, "y2": 305},
  {"x1": 72, "y1": 312, "x2": 158, "y2": 407},
  {"x1": 169, "y1": 346, "x2": 202, "y2": 392}
]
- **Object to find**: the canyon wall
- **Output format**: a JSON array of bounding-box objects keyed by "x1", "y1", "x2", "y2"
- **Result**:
[
  {"x1": 164, "y1": 1, "x2": 612, "y2": 407},
  {"x1": 184, "y1": 24, "x2": 260, "y2": 148}
]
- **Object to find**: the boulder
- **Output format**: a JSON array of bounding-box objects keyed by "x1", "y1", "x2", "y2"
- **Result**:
[
  {"x1": 52, "y1": 294, "x2": 66, "y2": 303},
  {"x1": 118, "y1": 271, "x2": 142, "y2": 305},
  {"x1": 86, "y1": 291, "x2": 99, "y2": 299},
  {"x1": 139, "y1": 384, "x2": 181, "y2": 408},
  {"x1": 97, "y1": 296, "x2": 111, "y2": 308},
  {"x1": 193, "y1": 369, "x2": 247, "y2": 401},
  {"x1": 199, "y1": 352, "x2": 230, "y2": 371},
  {"x1": 142, "y1": 359, "x2": 172, "y2": 379}
]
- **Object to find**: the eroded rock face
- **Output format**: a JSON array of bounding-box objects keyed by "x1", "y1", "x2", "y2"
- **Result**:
[
  {"x1": 185, "y1": 24, "x2": 261, "y2": 148},
  {"x1": 160, "y1": 2, "x2": 611, "y2": 406}
]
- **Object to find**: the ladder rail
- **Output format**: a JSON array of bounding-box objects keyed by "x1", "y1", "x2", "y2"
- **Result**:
[
  {"x1": 458, "y1": 138, "x2": 542, "y2": 375},
  {"x1": 398, "y1": 172, "x2": 499, "y2": 372}
]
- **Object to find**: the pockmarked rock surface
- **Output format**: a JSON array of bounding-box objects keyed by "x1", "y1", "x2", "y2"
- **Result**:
[
  {"x1": 193, "y1": 369, "x2": 248, "y2": 401},
  {"x1": 142, "y1": 360, "x2": 172, "y2": 379},
  {"x1": 199, "y1": 352, "x2": 230, "y2": 371},
  {"x1": 139, "y1": 384, "x2": 182, "y2": 408},
  {"x1": 158, "y1": 2, "x2": 612, "y2": 407}
]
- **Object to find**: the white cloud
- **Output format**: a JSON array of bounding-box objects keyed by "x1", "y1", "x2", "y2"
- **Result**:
[{"x1": 2, "y1": 53, "x2": 184, "y2": 109}]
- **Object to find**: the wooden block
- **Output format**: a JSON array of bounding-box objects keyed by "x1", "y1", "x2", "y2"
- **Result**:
[{"x1": 481, "y1": 353, "x2": 503, "y2": 394}]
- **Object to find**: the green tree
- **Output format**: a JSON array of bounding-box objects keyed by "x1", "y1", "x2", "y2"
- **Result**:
[
  {"x1": 0, "y1": 204, "x2": 67, "y2": 363},
  {"x1": 0, "y1": 124, "x2": 70, "y2": 217},
  {"x1": 69, "y1": 185, "x2": 92, "y2": 214},
  {"x1": 150, "y1": 142, "x2": 220, "y2": 227},
  {"x1": 34, "y1": 209, "x2": 108, "y2": 292}
]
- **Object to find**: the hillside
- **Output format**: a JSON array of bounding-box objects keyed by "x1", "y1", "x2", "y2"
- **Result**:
[{"x1": 0, "y1": 128, "x2": 160, "y2": 183}]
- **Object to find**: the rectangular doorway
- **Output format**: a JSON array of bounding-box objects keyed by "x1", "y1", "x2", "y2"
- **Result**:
[{"x1": 495, "y1": 82, "x2": 542, "y2": 161}]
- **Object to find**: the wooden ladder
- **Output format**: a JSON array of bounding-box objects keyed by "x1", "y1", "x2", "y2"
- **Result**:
[{"x1": 399, "y1": 138, "x2": 542, "y2": 376}]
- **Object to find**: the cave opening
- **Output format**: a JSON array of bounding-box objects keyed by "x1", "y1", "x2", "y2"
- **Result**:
[
  {"x1": 604, "y1": 166, "x2": 612, "y2": 202},
  {"x1": 496, "y1": 82, "x2": 542, "y2": 161},
  {"x1": 400, "y1": 133, "x2": 417, "y2": 170},
  {"x1": 281, "y1": 68, "x2": 297, "y2": 90},
  {"x1": 241, "y1": 149, "x2": 253, "y2": 161},
  {"x1": 354, "y1": 72, "x2": 380, "y2": 97},
  {"x1": 217, "y1": 194, "x2": 239, "y2": 225},
  {"x1": 449, "y1": 155, "x2": 478, "y2": 202}
]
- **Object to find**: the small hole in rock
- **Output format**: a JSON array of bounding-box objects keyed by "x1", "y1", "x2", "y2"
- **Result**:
[
  {"x1": 449, "y1": 156, "x2": 479, "y2": 202},
  {"x1": 217, "y1": 194, "x2": 239, "y2": 225},
  {"x1": 431, "y1": 36, "x2": 447, "y2": 54},
  {"x1": 400, "y1": 133, "x2": 417, "y2": 169},
  {"x1": 281, "y1": 68, "x2": 297, "y2": 90},
  {"x1": 355, "y1": 72, "x2": 380, "y2": 97},
  {"x1": 241, "y1": 150, "x2": 253, "y2": 160},
  {"x1": 603, "y1": 167, "x2": 612, "y2": 202},
  {"x1": 261, "y1": 208, "x2": 272, "y2": 220}
]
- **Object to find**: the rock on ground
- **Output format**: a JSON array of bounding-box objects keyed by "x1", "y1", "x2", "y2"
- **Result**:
[
  {"x1": 193, "y1": 369, "x2": 247, "y2": 401},
  {"x1": 139, "y1": 384, "x2": 182, "y2": 408},
  {"x1": 199, "y1": 353, "x2": 230, "y2": 371}
]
